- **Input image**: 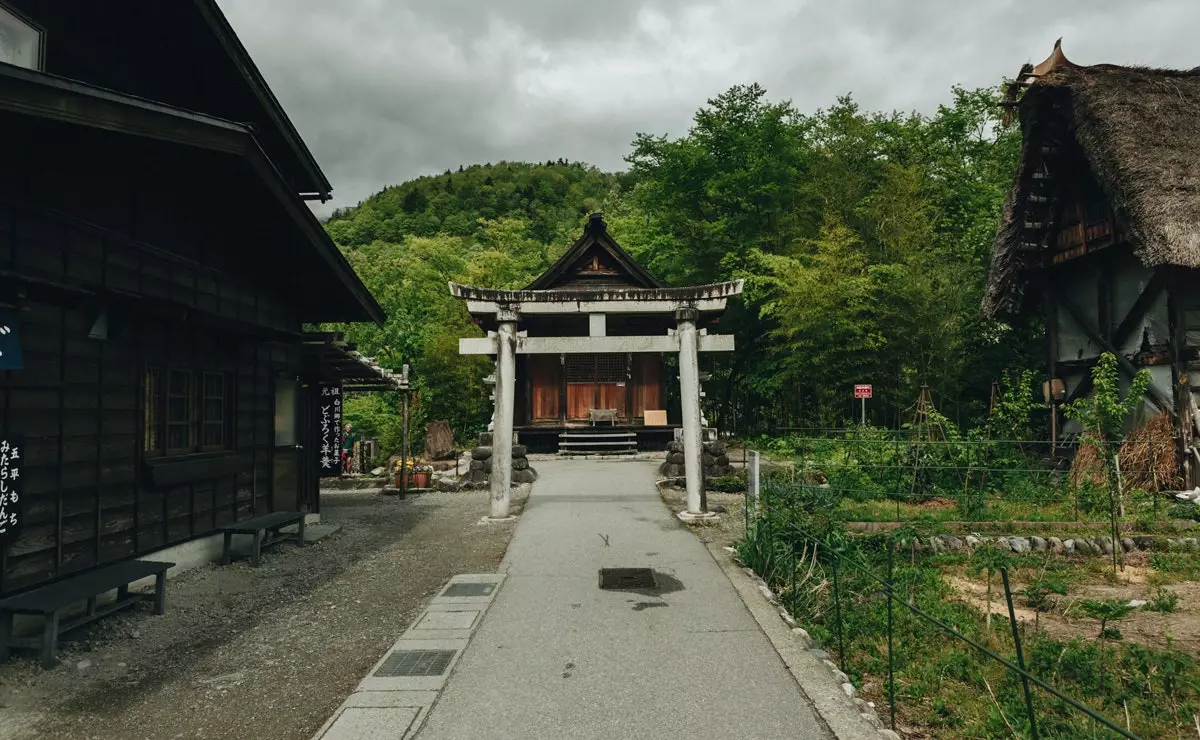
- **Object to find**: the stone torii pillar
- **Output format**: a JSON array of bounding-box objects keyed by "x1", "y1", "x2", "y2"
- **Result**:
[
  {"x1": 675, "y1": 307, "x2": 715, "y2": 522},
  {"x1": 488, "y1": 306, "x2": 519, "y2": 520}
]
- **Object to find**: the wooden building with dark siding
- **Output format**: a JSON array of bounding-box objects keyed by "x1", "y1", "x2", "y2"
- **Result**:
[
  {"x1": 984, "y1": 41, "x2": 1200, "y2": 482},
  {"x1": 0, "y1": 1, "x2": 385, "y2": 594}
]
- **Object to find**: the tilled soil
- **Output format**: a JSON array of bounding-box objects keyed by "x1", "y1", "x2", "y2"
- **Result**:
[{"x1": 0, "y1": 487, "x2": 525, "y2": 740}]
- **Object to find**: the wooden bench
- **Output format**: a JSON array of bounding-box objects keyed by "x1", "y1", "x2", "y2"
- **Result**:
[
  {"x1": 217, "y1": 511, "x2": 306, "y2": 567},
  {"x1": 589, "y1": 408, "x2": 618, "y2": 426},
  {"x1": 0, "y1": 559, "x2": 174, "y2": 668}
]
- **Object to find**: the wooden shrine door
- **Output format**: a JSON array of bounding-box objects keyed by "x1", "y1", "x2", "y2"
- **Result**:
[{"x1": 566, "y1": 354, "x2": 628, "y2": 421}]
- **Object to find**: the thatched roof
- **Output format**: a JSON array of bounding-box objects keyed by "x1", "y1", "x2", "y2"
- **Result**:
[{"x1": 983, "y1": 45, "x2": 1200, "y2": 318}]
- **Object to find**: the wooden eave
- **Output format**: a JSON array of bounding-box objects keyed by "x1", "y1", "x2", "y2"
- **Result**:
[
  {"x1": 192, "y1": 0, "x2": 333, "y2": 200},
  {"x1": 0, "y1": 64, "x2": 384, "y2": 326},
  {"x1": 525, "y1": 231, "x2": 665, "y2": 290},
  {"x1": 302, "y1": 333, "x2": 406, "y2": 392}
]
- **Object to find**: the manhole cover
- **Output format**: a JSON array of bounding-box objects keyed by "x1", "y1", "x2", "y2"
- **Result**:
[
  {"x1": 442, "y1": 582, "x2": 495, "y2": 598},
  {"x1": 374, "y1": 649, "x2": 456, "y2": 677},
  {"x1": 599, "y1": 568, "x2": 656, "y2": 590}
]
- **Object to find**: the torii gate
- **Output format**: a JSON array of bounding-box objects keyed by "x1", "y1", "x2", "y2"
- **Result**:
[{"x1": 449, "y1": 213, "x2": 742, "y2": 521}]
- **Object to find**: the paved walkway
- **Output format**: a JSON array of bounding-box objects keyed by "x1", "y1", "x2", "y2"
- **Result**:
[{"x1": 416, "y1": 459, "x2": 833, "y2": 740}]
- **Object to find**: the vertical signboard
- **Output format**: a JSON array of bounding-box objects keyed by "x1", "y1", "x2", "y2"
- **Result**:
[
  {"x1": 318, "y1": 383, "x2": 343, "y2": 477},
  {"x1": 0, "y1": 436, "x2": 23, "y2": 542}
]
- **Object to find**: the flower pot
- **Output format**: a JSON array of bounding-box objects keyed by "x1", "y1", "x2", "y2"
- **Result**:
[
  {"x1": 412, "y1": 471, "x2": 432, "y2": 489},
  {"x1": 395, "y1": 471, "x2": 408, "y2": 489}
]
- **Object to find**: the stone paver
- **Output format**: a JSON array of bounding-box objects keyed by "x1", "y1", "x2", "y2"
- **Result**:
[{"x1": 416, "y1": 459, "x2": 833, "y2": 740}]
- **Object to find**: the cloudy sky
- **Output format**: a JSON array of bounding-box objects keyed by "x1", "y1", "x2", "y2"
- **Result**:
[{"x1": 219, "y1": 0, "x2": 1198, "y2": 215}]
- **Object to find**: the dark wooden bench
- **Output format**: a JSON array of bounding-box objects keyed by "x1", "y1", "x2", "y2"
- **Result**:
[
  {"x1": 217, "y1": 511, "x2": 306, "y2": 567},
  {"x1": 0, "y1": 559, "x2": 174, "y2": 668}
]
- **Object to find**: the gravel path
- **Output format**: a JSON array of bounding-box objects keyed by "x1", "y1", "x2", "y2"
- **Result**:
[{"x1": 0, "y1": 487, "x2": 525, "y2": 740}]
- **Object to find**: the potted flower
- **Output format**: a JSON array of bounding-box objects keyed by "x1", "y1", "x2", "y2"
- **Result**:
[
  {"x1": 392, "y1": 458, "x2": 413, "y2": 489},
  {"x1": 411, "y1": 463, "x2": 434, "y2": 489}
]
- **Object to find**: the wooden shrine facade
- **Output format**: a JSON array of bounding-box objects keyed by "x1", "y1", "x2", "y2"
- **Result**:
[
  {"x1": 452, "y1": 214, "x2": 740, "y2": 451},
  {"x1": 0, "y1": 2, "x2": 384, "y2": 594},
  {"x1": 985, "y1": 41, "x2": 1200, "y2": 483},
  {"x1": 452, "y1": 213, "x2": 741, "y2": 518}
]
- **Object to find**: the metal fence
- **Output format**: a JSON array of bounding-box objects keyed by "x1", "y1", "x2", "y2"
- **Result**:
[{"x1": 744, "y1": 452, "x2": 1143, "y2": 739}]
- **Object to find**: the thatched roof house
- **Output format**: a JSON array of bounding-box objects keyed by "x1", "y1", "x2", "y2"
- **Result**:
[
  {"x1": 984, "y1": 41, "x2": 1200, "y2": 483},
  {"x1": 984, "y1": 42, "x2": 1200, "y2": 318}
]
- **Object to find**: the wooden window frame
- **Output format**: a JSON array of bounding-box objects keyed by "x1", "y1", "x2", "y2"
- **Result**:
[
  {"x1": 143, "y1": 365, "x2": 231, "y2": 458},
  {"x1": 201, "y1": 371, "x2": 226, "y2": 452}
]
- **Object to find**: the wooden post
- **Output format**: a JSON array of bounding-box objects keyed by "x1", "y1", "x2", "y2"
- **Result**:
[{"x1": 399, "y1": 391, "x2": 409, "y2": 493}]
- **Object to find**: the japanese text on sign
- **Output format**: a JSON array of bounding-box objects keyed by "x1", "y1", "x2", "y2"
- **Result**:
[
  {"x1": 318, "y1": 384, "x2": 343, "y2": 477},
  {"x1": 0, "y1": 437, "x2": 22, "y2": 540},
  {"x1": 854, "y1": 384, "x2": 872, "y2": 399}
]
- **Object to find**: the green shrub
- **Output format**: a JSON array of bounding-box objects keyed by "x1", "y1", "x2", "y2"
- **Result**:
[{"x1": 707, "y1": 472, "x2": 747, "y2": 493}]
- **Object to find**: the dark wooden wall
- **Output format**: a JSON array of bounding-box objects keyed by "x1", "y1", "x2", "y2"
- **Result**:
[{"x1": 0, "y1": 138, "x2": 306, "y2": 594}]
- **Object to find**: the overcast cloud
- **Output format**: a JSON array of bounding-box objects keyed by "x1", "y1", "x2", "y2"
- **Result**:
[{"x1": 217, "y1": 0, "x2": 1200, "y2": 215}]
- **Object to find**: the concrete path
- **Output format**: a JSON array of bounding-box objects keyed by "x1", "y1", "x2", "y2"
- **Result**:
[{"x1": 416, "y1": 459, "x2": 833, "y2": 740}]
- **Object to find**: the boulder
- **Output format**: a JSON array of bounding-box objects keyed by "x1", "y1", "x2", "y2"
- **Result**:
[
  {"x1": 472, "y1": 446, "x2": 492, "y2": 461},
  {"x1": 1030, "y1": 536, "x2": 1047, "y2": 552},
  {"x1": 512, "y1": 458, "x2": 529, "y2": 471},
  {"x1": 715, "y1": 455, "x2": 730, "y2": 466},
  {"x1": 706, "y1": 442, "x2": 727, "y2": 456},
  {"x1": 511, "y1": 444, "x2": 528, "y2": 458},
  {"x1": 964, "y1": 535, "x2": 981, "y2": 550},
  {"x1": 1099, "y1": 538, "x2": 1114, "y2": 555},
  {"x1": 993, "y1": 537, "x2": 1010, "y2": 552},
  {"x1": 424, "y1": 420, "x2": 455, "y2": 460},
  {"x1": 1121, "y1": 538, "x2": 1135, "y2": 553},
  {"x1": 667, "y1": 441, "x2": 685, "y2": 454},
  {"x1": 1009, "y1": 537, "x2": 1030, "y2": 554},
  {"x1": 1063, "y1": 539, "x2": 1076, "y2": 554},
  {"x1": 1048, "y1": 537, "x2": 1064, "y2": 554},
  {"x1": 514, "y1": 469, "x2": 536, "y2": 484},
  {"x1": 661, "y1": 464, "x2": 685, "y2": 477},
  {"x1": 666, "y1": 452, "x2": 685, "y2": 465},
  {"x1": 469, "y1": 459, "x2": 485, "y2": 472},
  {"x1": 702, "y1": 453, "x2": 716, "y2": 466}
]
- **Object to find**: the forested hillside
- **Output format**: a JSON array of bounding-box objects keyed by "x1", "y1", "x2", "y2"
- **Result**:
[{"x1": 324, "y1": 84, "x2": 1040, "y2": 453}]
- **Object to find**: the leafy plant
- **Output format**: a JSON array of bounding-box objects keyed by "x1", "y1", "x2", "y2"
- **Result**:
[
  {"x1": 1063, "y1": 353, "x2": 1151, "y2": 572},
  {"x1": 1079, "y1": 599, "x2": 1134, "y2": 641},
  {"x1": 968, "y1": 544, "x2": 1012, "y2": 631},
  {"x1": 1145, "y1": 587, "x2": 1179, "y2": 614}
]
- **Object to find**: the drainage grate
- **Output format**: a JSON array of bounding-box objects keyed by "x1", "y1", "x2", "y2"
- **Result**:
[
  {"x1": 374, "y1": 649, "x2": 457, "y2": 677},
  {"x1": 442, "y1": 582, "x2": 495, "y2": 598},
  {"x1": 599, "y1": 568, "x2": 656, "y2": 590}
]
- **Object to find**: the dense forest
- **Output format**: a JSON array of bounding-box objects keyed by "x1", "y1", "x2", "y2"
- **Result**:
[{"x1": 323, "y1": 83, "x2": 1042, "y2": 453}]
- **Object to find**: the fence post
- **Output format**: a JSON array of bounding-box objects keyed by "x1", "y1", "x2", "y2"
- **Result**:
[
  {"x1": 887, "y1": 539, "x2": 897, "y2": 731},
  {"x1": 1001, "y1": 568, "x2": 1040, "y2": 740},
  {"x1": 831, "y1": 550, "x2": 847, "y2": 674}
]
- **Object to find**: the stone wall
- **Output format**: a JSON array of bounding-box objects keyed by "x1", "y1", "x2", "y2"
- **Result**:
[
  {"x1": 660, "y1": 440, "x2": 735, "y2": 481},
  {"x1": 461, "y1": 442, "x2": 537, "y2": 488},
  {"x1": 909, "y1": 533, "x2": 1200, "y2": 556}
]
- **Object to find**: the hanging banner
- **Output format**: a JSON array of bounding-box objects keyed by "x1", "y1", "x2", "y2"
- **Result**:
[
  {"x1": 317, "y1": 383, "x2": 343, "y2": 477},
  {"x1": 0, "y1": 436, "x2": 23, "y2": 542},
  {"x1": 0, "y1": 308, "x2": 23, "y2": 371}
]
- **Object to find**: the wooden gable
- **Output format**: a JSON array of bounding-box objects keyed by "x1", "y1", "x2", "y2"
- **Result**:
[{"x1": 525, "y1": 213, "x2": 664, "y2": 291}]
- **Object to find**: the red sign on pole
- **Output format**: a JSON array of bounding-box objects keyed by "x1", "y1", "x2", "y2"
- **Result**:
[{"x1": 854, "y1": 384, "x2": 872, "y2": 399}]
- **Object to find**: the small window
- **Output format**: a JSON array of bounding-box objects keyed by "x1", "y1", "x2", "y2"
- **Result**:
[
  {"x1": 166, "y1": 369, "x2": 194, "y2": 453},
  {"x1": 0, "y1": 4, "x2": 45, "y2": 71},
  {"x1": 202, "y1": 372, "x2": 226, "y2": 450},
  {"x1": 144, "y1": 366, "x2": 231, "y2": 456},
  {"x1": 143, "y1": 367, "x2": 162, "y2": 452}
]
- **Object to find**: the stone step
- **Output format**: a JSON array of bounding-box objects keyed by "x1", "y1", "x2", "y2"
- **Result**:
[
  {"x1": 559, "y1": 439, "x2": 637, "y2": 447},
  {"x1": 559, "y1": 446, "x2": 638, "y2": 453},
  {"x1": 559, "y1": 432, "x2": 636, "y2": 439}
]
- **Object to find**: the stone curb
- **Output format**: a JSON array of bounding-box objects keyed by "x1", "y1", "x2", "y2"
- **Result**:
[{"x1": 709, "y1": 543, "x2": 889, "y2": 740}]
